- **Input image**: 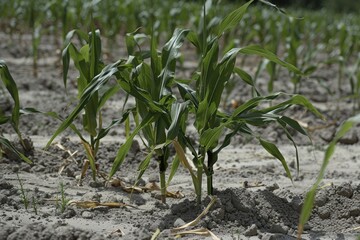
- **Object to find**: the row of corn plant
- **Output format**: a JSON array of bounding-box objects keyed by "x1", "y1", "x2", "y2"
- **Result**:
[
  {"x1": 1, "y1": 1, "x2": 359, "y2": 99},
  {"x1": 42, "y1": 0, "x2": 324, "y2": 207}
]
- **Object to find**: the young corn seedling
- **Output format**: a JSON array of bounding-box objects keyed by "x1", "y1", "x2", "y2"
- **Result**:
[
  {"x1": 16, "y1": 173, "x2": 29, "y2": 210},
  {"x1": 46, "y1": 27, "x2": 129, "y2": 181},
  {"x1": 176, "y1": 0, "x2": 323, "y2": 203},
  {"x1": 108, "y1": 28, "x2": 189, "y2": 204},
  {"x1": 58, "y1": 182, "x2": 69, "y2": 213},
  {"x1": 298, "y1": 113, "x2": 360, "y2": 238},
  {"x1": 0, "y1": 61, "x2": 32, "y2": 163}
]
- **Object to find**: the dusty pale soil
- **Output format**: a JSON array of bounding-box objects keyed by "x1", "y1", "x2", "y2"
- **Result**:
[{"x1": 1, "y1": 32, "x2": 360, "y2": 240}]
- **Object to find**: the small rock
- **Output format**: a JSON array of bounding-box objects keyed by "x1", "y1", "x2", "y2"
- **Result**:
[
  {"x1": 350, "y1": 207, "x2": 360, "y2": 217},
  {"x1": 173, "y1": 218, "x2": 185, "y2": 228},
  {"x1": 12, "y1": 166, "x2": 20, "y2": 173},
  {"x1": 336, "y1": 183, "x2": 353, "y2": 198},
  {"x1": 61, "y1": 208, "x2": 76, "y2": 219},
  {"x1": 0, "y1": 180, "x2": 13, "y2": 190},
  {"x1": 81, "y1": 211, "x2": 93, "y2": 219},
  {"x1": 314, "y1": 191, "x2": 327, "y2": 207},
  {"x1": 154, "y1": 201, "x2": 169, "y2": 210},
  {"x1": 131, "y1": 195, "x2": 146, "y2": 206},
  {"x1": 269, "y1": 224, "x2": 289, "y2": 234},
  {"x1": 244, "y1": 224, "x2": 258, "y2": 236},
  {"x1": 149, "y1": 220, "x2": 164, "y2": 232},
  {"x1": 0, "y1": 195, "x2": 8, "y2": 204},
  {"x1": 290, "y1": 196, "x2": 303, "y2": 212},
  {"x1": 318, "y1": 207, "x2": 331, "y2": 219},
  {"x1": 211, "y1": 208, "x2": 225, "y2": 221},
  {"x1": 266, "y1": 183, "x2": 279, "y2": 192}
]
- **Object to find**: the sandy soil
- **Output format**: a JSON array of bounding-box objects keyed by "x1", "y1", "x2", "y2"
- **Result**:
[{"x1": 1, "y1": 32, "x2": 360, "y2": 240}]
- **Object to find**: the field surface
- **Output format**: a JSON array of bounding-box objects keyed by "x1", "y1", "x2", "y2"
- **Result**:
[{"x1": 1, "y1": 25, "x2": 360, "y2": 240}]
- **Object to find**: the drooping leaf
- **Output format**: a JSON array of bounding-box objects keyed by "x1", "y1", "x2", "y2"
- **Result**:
[
  {"x1": 0, "y1": 136, "x2": 32, "y2": 164},
  {"x1": 259, "y1": 138, "x2": 292, "y2": 181},
  {"x1": 0, "y1": 61, "x2": 21, "y2": 133},
  {"x1": 237, "y1": 45, "x2": 302, "y2": 75}
]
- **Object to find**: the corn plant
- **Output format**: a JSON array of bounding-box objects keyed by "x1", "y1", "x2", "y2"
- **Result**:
[
  {"x1": 0, "y1": 61, "x2": 32, "y2": 164},
  {"x1": 173, "y1": 0, "x2": 323, "y2": 203},
  {"x1": 46, "y1": 27, "x2": 129, "y2": 180},
  {"x1": 106, "y1": 28, "x2": 190, "y2": 204}
]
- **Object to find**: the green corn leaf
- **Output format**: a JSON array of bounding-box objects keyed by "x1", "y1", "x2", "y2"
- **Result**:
[
  {"x1": 216, "y1": 0, "x2": 254, "y2": 36},
  {"x1": 279, "y1": 116, "x2": 308, "y2": 136},
  {"x1": 264, "y1": 94, "x2": 324, "y2": 120},
  {"x1": 298, "y1": 114, "x2": 360, "y2": 237},
  {"x1": 259, "y1": 138, "x2": 292, "y2": 181},
  {"x1": 167, "y1": 155, "x2": 180, "y2": 186},
  {"x1": 0, "y1": 115, "x2": 9, "y2": 125},
  {"x1": 0, "y1": 61, "x2": 21, "y2": 133},
  {"x1": 233, "y1": 67, "x2": 255, "y2": 87},
  {"x1": 136, "y1": 148, "x2": 155, "y2": 182},
  {"x1": 167, "y1": 101, "x2": 189, "y2": 140},
  {"x1": 232, "y1": 93, "x2": 281, "y2": 117},
  {"x1": 214, "y1": 129, "x2": 238, "y2": 155},
  {"x1": 0, "y1": 136, "x2": 32, "y2": 164},
  {"x1": 62, "y1": 29, "x2": 89, "y2": 89},
  {"x1": 237, "y1": 45, "x2": 302, "y2": 75},
  {"x1": 97, "y1": 84, "x2": 121, "y2": 112},
  {"x1": 125, "y1": 28, "x2": 144, "y2": 56},
  {"x1": 200, "y1": 40, "x2": 219, "y2": 99},
  {"x1": 155, "y1": 118, "x2": 167, "y2": 145},
  {"x1": 109, "y1": 114, "x2": 155, "y2": 179},
  {"x1": 186, "y1": 30, "x2": 201, "y2": 50},
  {"x1": 95, "y1": 113, "x2": 130, "y2": 142},
  {"x1": 177, "y1": 83, "x2": 198, "y2": 108},
  {"x1": 47, "y1": 60, "x2": 127, "y2": 147},
  {"x1": 200, "y1": 125, "x2": 226, "y2": 151},
  {"x1": 159, "y1": 28, "x2": 189, "y2": 99},
  {"x1": 150, "y1": 31, "x2": 162, "y2": 99},
  {"x1": 277, "y1": 118, "x2": 302, "y2": 174},
  {"x1": 20, "y1": 107, "x2": 87, "y2": 144}
]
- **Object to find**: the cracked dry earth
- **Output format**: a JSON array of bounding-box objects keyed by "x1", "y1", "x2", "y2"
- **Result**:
[{"x1": 1, "y1": 32, "x2": 360, "y2": 239}]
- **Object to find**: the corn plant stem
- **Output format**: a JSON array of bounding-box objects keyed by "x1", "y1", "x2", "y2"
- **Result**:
[
  {"x1": 159, "y1": 155, "x2": 167, "y2": 204},
  {"x1": 196, "y1": 162, "x2": 203, "y2": 205},
  {"x1": 206, "y1": 150, "x2": 217, "y2": 195}
]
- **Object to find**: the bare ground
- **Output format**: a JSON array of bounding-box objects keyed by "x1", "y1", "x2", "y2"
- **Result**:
[{"x1": 1, "y1": 32, "x2": 360, "y2": 240}]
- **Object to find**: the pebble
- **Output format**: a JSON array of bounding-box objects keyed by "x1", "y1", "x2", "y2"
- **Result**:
[
  {"x1": 349, "y1": 206, "x2": 360, "y2": 217},
  {"x1": 60, "y1": 208, "x2": 76, "y2": 219},
  {"x1": 244, "y1": 224, "x2": 258, "y2": 236},
  {"x1": 173, "y1": 218, "x2": 185, "y2": 228},
  {"x1": 318, "y1": 207, "x2": 331, "y2": 219},
  {"x1": 0, "y1": 180, "x2": 13, "y2": 190},
  {"x1": 81, "y1": 211, "x2": 93, "y2": 219},
  {"x1": 336, "y1": 183, "x2": 353, "y2": 198},
  {"x1": 269, "y1": 224, "x2": 289, "y2": 234},
  {"x1": 314, "y1": 191, "x2": 327, "y2": 207}
]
